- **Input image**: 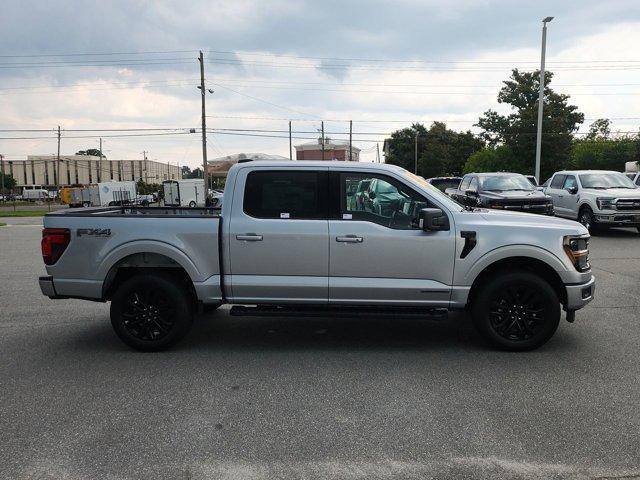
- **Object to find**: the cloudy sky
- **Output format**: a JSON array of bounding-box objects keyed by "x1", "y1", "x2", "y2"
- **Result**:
[{"x1": 1, "y1": 0, "x2": 640, "y2": 167}]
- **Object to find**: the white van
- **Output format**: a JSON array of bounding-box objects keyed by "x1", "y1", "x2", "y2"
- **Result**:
[
  {"x1": 163, "y1": 179, "x2": 205, "y2": 207},
  {"x1": 22, "y1": 186, "x2": 50, "y2": 201}
]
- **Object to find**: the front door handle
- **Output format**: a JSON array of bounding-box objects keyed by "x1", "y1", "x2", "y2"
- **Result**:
[
  {"x1": 236, "y1": 234, "x2": 263, "y2": 242},
  {"x1": 336, "y1": 235, "x2": 363, "y2": 243}
]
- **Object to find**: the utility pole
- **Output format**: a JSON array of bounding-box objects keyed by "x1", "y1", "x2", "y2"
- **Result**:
[
  {"x1": 289, "y1": 121, "x2": 292, "y2": 160},
  {"x1": 349, "y1": 120, "x2": 353, "y2": 161},
  {"x1": 56, "y1": 125, "x2": 61, "y2": 188},
  {"x1": 198, "y1": 51, "x2": 208, "y2": 193},
  {"x1": 99, "y1": 137, "x2": 103, "y2": 183},
  {"x1": 1, "y1": 154, "x2": 5, "y2": 198},
  {"x1": 321, "y1": 121, "x2": 325, "y2": 161},
  {"x1": 142, "y1": 150, "x2": 148, "y2": 183},
  {"x1": 414, "y1": 131, "x2": 418, "y2": 174},
  {"x1": 376, "y1": 143, "x2": 380, "y2": 163},
  {"x1": 535, "y1": 16, "x2": 554, "y2": 183}
]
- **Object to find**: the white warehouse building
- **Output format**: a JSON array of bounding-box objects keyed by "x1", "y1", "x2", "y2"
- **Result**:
[{"x1": 4, "y1": 155, "x2": 182, "y2": 188}]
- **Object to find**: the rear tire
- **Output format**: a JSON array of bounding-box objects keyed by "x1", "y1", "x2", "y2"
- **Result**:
[
  {"x1": 471, "y1": 271, "x2": 561, "y2": 351},
  {"x1": 110, "y1": 273, "x2": 194, "y2": 351}
]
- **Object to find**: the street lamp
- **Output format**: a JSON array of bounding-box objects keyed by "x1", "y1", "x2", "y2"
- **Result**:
[{"x1": 534, "y1": 16, "x2": 553, "y2": 183}]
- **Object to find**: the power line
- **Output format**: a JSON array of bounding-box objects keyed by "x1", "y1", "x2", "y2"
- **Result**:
[{"x1": 0, "y1": 50, "x2": 198, "y2": 58}]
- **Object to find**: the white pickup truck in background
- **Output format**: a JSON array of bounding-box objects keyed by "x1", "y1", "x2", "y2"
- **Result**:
[{"x1": 39, "y1": 161, "x2": 595, "y2": 352}]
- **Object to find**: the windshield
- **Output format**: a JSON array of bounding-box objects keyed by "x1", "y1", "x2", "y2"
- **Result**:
[
  {"x1": 579, "y1": 173, "x2": 636, "y2": 189},
  {"x1": 480, "y1": 175, "x2": 534, "y2": 191},
  {"x1": 429, "y1": 179, "x2": 461, "y2": 192},
  {"x1": 401, "y1": 170, "x2": 466, "y2": 211}
]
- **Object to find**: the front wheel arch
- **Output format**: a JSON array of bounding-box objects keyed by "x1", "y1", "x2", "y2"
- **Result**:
[{"x1": 467, "y1": 256, "x2": 567, "y2": 311}]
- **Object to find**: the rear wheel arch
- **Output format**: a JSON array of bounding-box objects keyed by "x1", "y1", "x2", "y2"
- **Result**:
[{"x1": 103, "y1": 252, "x2": 197, "y2": 308}]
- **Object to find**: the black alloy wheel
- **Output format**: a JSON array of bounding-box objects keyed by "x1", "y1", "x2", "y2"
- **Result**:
[
  {"x1": 121, "y1": 289, "x2": 175, "y2": 342},
  {"x1": 110, "y1": 273, "x2": 194, "y2": 351},
  {"x1": 579, "y1": 208, "x2": 594, "y2": 232},
  {"x1": 471, "y1": 271, "x2": 560, "y2": 351}
]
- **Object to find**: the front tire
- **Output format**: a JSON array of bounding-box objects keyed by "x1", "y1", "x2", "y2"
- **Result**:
[
  {"x1": 110, "y1": 273, "x2": 194, "y2": 351},
  {"x1": 578, "y1": 207, "x2": 596, "y2": 232},
  {"x1": 471, "y1": 271, "x2": 561, "y2": 351}
]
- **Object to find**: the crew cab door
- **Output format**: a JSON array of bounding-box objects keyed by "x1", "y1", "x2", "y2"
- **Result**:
[
  {"x1": 329, "y1": 171, "x2": 455, "y2": 306},
  {"x1": 558, "y1": 174, "x2": 579, "y2": 218},
  {"x1": 545, "y1": 174, "x2": 567, "y2": 217},
  {"x1": 227, "y1": 167, "x2": 329, "y2": 303}
]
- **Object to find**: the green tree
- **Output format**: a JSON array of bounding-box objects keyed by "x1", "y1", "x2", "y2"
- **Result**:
[
  {"x1": 0, "y1": 172, "x2": 17, "y2": 189},
  {"x1": 385, "y1": 122, "x2": 483, "y2": 177},
  {"x1": 463, "y1": 145, "x2": 521, "y2": 174},
  {"x1": 76, "y1": 148, "x2": 105, "y2": 158},
  {"x1": 571, "y1": 135, "x2": 639, "y2": 172},
  {"x1": 585, "y1": 118, "x2": 611, "y2": 141},
  {"x1": 135, "y1": 179, "x2": 161, "y2": 195},
  {"x1": 181, "y1": 165, "x2": 192, "y2": 177},
  {"x1": 476, "y1": 69, "x2": 584, "y2": 181}
]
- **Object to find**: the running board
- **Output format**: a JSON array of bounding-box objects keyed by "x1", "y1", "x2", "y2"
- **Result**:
[{"x1": 229, "y1": 305, "x2": 448, "y2": 320}]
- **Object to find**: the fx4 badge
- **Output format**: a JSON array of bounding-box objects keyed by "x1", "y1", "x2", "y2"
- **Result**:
[{"x1": 77, "y1": 228, "x2": 111, "y2": 237}]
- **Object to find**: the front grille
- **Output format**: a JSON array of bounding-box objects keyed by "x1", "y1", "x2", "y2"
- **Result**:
[{"x1": 615, "y1": 199, "x2": 640, "y2": 211}]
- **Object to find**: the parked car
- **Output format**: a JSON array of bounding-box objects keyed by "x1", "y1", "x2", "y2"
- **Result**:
[
  {"x1": 208, "y1": 189, "x2": 224, "y2": 208},
  {"x1": 352, "y1": 179, "x2": 372, "y2": 211},
  {"x1": 426, "y1": 176, "x2": 462, "y2": 193},
  {"x1": 544, "y1": 170, "x2": 640, "y2": 233},
  {"x1": 40, "y1": 161, "x2": 594, "y2": 352},
  {"x1": 446, "y1": 172, "x2": 554, "y2": 215},
  {"x1": 361, "y1": 178, "x2": 407, "y2": 216}
]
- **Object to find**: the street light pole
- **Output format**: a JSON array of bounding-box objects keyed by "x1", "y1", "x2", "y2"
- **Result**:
[
  {"x1": 535, "y1": 16, "x2": 553, "y2": 183},
  {"x1": 198, "y1": 51, "x2": 208, "y2": 192}
]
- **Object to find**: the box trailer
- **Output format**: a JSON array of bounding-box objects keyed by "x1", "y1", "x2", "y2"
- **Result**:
[
  {"x1": 93, "y1": 181, "x2": 137, "y2": 206},
  {"x1": 163, "y1": 179, "x2": 205, "y2": 207}
]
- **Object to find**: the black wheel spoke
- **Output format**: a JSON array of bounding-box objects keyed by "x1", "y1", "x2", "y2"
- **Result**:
[
  {"x1": 120, "y1": 288, "x2": 175, "y2": 342},
  {"x1": 488, "y1": 282, "x2": 546, "y2": 342}
]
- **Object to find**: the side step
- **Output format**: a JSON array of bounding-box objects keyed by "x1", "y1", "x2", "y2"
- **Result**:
[{"x1": 230, "y1": 305, "x2": 448, "y2": 320}]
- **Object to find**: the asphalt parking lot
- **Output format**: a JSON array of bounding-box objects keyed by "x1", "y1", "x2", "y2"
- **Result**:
[{"x1": 1, "y1": 217, "x2": 639, "y2": 480}]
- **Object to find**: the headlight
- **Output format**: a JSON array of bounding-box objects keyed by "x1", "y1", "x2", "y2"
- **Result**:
[
  {"x1": 563, "y1": 235, "x2": 590, "y2": 272},
  {"x1": 596, "y1": 197, "x2": 614, "y2": 210}
]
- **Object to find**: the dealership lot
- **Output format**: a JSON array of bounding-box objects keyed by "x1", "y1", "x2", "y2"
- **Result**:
[{"x1": 1, "y1": 218, "x2": 639, "y2": 479}]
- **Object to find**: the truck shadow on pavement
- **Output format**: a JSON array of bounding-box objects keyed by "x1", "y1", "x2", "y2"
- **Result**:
[{"x1": 68, "y1": 309, "x2": 579, "y2": 355}]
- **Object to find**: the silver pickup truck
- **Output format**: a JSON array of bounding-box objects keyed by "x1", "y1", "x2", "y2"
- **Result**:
[{"x1": 39, "y1": 161, "x2": 595, "y2": 351}]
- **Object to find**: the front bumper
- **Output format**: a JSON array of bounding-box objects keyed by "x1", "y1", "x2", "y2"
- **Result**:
[
  {"x1": 595, "y1": 212, "x2": 640, "y2": 227},
  {"x1": 39, "y1": 275, "x2": 57, "y2": 298},
  {"x1": 565, "y1": 275, "x2": 595, "y2": 311}
]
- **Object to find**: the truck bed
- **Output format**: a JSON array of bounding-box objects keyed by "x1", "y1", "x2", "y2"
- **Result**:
[
  {"x1": 42, "y1": 206, "x2": 222, "y2": 304},
  {"x1": 48, "y1": 206, "x2": 220, "y2": 217}
]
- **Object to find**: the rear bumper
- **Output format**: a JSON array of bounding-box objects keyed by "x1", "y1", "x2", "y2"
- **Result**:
[
  {"x1": 39, "y1": 275, "x2": 57, "y2": 298},
  {"x1": 565, "y1": 275, "x2": 595, "y2": 311}
]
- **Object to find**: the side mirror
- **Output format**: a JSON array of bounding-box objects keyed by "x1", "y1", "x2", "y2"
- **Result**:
[
  {"x1": 465, "y1": 189, "x2": 477, "y2": 197},
  {"x1": 567, "y1": 186, "x2": 578, "y2": 195},
  {"x1": 419, "y1": 208, "x2": 450, "y2": 232},
  {"x1": 368, "y1": 191, "x2": 376, "y2": 199}
]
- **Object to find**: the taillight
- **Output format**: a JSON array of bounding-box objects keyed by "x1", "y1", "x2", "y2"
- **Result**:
[{"x1": 41, "y1": 228, "x2": 70, "y2": 265}]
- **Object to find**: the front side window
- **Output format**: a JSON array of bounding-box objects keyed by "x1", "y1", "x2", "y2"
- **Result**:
[
  {"x1": 342, "y1": 173, "x2": 431, "y2": 229},
  {"x1": 459, "y1": 176, "x2": 471, "y2": 191},
  {"x1": 468, "y1": 177, "x2": 479, "y2": 192},
  {"x1": 244, "y1": 170, "x2": 327, "y2": 219},
  {"x1": 563, "y1": 175, "x2": 577, "y2": 190}
]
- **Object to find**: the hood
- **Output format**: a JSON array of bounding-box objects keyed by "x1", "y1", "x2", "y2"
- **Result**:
[
  {"x1": 480, "y1": 190, "x2": 550, "y2": 200},
  {"x1": 470, "y1": 208, "x2": 587, "y2": 234},
  {"x1": 582, "y1": 188, "x2": 640, "y2": 198}
]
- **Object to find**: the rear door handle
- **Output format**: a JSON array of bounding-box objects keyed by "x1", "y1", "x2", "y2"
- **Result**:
[
  {"x1": 236, "y1": 234, "x2": 263, "y2": 241},
  {"x1": 336, "y1": 235, "x2": 363, "y2": 243}
]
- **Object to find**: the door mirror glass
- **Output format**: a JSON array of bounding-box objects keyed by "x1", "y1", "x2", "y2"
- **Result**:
[{"x1": 419, "y1": 208, "x2": 450, "y2": 231}]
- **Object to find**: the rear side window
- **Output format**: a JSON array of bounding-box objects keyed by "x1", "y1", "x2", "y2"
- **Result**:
[
  {"x1": 550, "y1": 174, "x2": 567, "y2": 189},
  {"x1": 243, "y1": 170, "x2": 327, "y2": 219}
]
